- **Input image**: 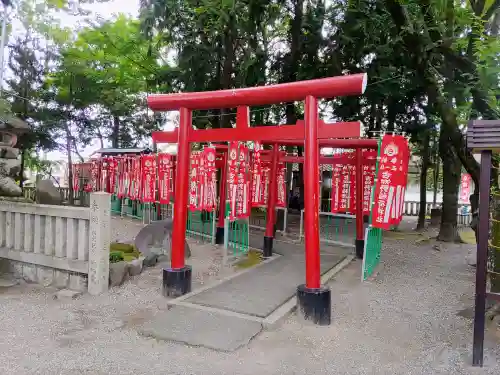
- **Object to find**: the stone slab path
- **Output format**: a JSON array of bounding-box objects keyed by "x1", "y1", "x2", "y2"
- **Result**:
[
  {"x1": 137, "y1": 252, "x2": 346, "y2": 351},
  {"x1": 185, "y1": 253, "x2": 344, "y2": 317}
]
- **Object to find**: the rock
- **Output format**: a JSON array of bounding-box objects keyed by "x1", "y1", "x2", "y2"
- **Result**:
[
  {"x1": 128, "y1": 256, "x2": 145, "y2": 276},
  {"x1": 54, "y1": 289, "x2": 82, "y2": 300},
  {"x1": 143, "y1": 253, "x2": 159, "y2": 268},
  {"x1": 134, "y1": 219, "x2": 191, "y2": 259},
  {"x1": 0, "y1": 157, "x2": 21, "y2": 176},
  {"x1": 0, "y1": 175, "x2": 22, "y2": 196},
  {"x1": 109, "y1": 261, "x2": 128, "y2": 287},
  {"x1": 35, "y1": 179, "x2": 63, "y2": 205}
]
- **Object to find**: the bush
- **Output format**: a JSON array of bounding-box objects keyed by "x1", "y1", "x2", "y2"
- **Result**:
[{"x1": 110, "y1": 251, "x2": 124, "y2": 263}]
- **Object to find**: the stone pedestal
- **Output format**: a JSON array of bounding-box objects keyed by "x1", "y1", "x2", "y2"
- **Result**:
[{"x1": 88, "y1": 192, "x2": 111, "y2": 295}]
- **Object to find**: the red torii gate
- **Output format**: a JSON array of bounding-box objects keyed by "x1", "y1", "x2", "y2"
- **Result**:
[{"x1": 149, "y1": 74, "x2": 367, "y2": 324}]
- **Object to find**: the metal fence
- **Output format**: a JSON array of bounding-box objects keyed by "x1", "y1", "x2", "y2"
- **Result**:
[
  {"x1": 403, "y1": 201, "x2": 472, "y2": 226},
  {"x1": 248, "y1": 205, "x2": 288, "y2": 233},
  {"x1": 299, "y1": 210, "x2": 356, "y2": 248}
]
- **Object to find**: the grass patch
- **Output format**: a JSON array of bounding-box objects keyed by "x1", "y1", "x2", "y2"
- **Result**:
[
  {"x1": 459, "y1": 229, "x2": 477, "y2": 245},
  {"x1": 234, "y1": 249, "x2": 262, "y2": 269}
]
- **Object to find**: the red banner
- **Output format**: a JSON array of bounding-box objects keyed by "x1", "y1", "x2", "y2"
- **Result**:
[
  {"x1": 362, "y1": 164, "x2": 375, "y2": 215},
  {"x1": 372, "y1": 135, "x2": 410, "y2": 230},
  {"x1": 204, "y1": 148, "x2": 217, "y2": 211},
  {"x1": 460, "y1": 174, "x2": 471, "y2": 203},
  {"x1": 251, "y1": 142, "x2": 263, "y2": 207},
  {"x1": 188, "y1": 152, "x2": 201, "y2": 211},
  {"x1": 338, "y1": 165, "x2": 350, "y2": 212},
  {"x1": 362, "y1": 150, "x2": 377, "y2": 215},
  {"x1": 101, "y1": 158, "x2": 110, "y2": 193},
  {"x1": 262, "y1": 163, "x2": 270, "y2": 206},
  {"x1": 331, "y1": 163, "x2": 342, "y2": 213},
  {"x1": 227, "y1": 142, "x2": 239, "y2": 220},
  {"x1": 90, "y1": 159, "x2": 100, "y2": 192},
  {"x1": 128, "y1": 156, "x2": 141, "y2": 200},
  {"x1": 157, "y1": 153, "x2": 173, "y2": 204},
  {"x1": 118, "y1": 156, "x2": 129, "y2": 198},
  {"x1": 277, "y1": 162, "x2": 286, "y2": 208},
  {"x1": 141, "y1": 155, "x2": 156, "y2": 203},
  {"x1": 348, "y1": 164, "x2": 356, "y2": 213},
  {"x1": 108, "y1": 157, "x2": 118, "y2": 194},
  {"x1": 236, "y1": 144, "x2": 250, "y2": 218},
  {"x1": 72, "y1": 164, "x2": 80, "y2": 192}
]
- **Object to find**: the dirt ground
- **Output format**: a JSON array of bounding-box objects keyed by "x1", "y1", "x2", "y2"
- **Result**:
[{"x1": 0, "y1": 217, "x2": 499, "y2": 375}]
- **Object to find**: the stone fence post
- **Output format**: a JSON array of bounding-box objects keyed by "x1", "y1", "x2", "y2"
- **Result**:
[{"x1": 88, "y1": 192, "x2": 111, "y2": 295}]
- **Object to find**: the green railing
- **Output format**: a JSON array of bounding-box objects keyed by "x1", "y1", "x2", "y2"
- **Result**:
[
  {"x1": 361, "y1": 137, "x2": 383, "y2": 281},
  {"x1": 299, "y1": 195, "x2": 356, "y2": 248},
  {"x1": 186, "y1": 210, "x2": 216, "y2": 243},
  {"x1": 362, "y1": 226, "x2": 382, "y2": 280},
  {"x1": 223, "y1": 201, "x2": 250, "y2": 260},
  {"x1": 248, "y1": 205, "x2": 288, "y2": 233},
  {"x1": 224, "y1": 218, "x2": 249, "y2": 255},
  {"x1": 111, "y1": 195, "x2": 122, "y2": 215},
  {"x1": 150, "y1": 202, "x2": 174, "y2": 221}
]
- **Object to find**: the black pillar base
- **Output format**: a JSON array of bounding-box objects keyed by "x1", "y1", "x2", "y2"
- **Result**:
[
  {"x1": 215, "y1": 227, "x2": 225, "y2": 245},
  {"x1": 296, "y1": 284, "x2": 331, "y2": 325},
  {"x1": 162, "y1": 266, "x2": 192, "y2": 297},
  {"x1": 263, "y1": 236, "x2": 273, "y2": 258},
  {"x1": 355, "y1": 239, "x2": 364, "y2": 259}
]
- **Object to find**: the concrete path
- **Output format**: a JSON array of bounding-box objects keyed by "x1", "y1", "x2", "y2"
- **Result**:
[
  {"x1": 184, "y1": 253, "x2": 344, "y2": 317},
  {"x1": 138, "y1": 251, "x2": 348, "y2": 351}
]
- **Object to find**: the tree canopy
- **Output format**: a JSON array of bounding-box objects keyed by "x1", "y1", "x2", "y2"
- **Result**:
[{"x1": 1, "y1": 0, "x2": 499, "y2": 240}]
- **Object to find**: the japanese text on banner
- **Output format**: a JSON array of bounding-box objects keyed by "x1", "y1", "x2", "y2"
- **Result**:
[
  {"x1": 371, "y1": 135, "x2": 409, "y2": 230},
  {"x1": 203, "y1": 148, "x2": 217, "y2": 212},
  {"x1": 277, "y1": 162, "x2": 287, "y2": 208},
  {"x1": 236, "y1": 145, "x2": 250, "y2": 219},
  {"x1": 251, "y1": 142, "x2": 263, "y2": 207},
  {"x1": 459, "y1": 174, "x2": 471, "y2": 203},
  {"x1": 141, "y1": 155, "x2": 156, "y2": 203},
  {"x1": 188, "y1": 152, "x2": 200, "y2": 211},
  {"x1": 227, "y1": 142, "x2": 239, "y2": 220},
  {"x1": 157, "y1": 153, "x2": 173, "y2": 204}
]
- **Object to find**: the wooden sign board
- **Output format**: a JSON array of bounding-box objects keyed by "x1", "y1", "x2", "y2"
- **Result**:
[{"x1": 467, "y1": 120, "x2": 500, "y2": 152}]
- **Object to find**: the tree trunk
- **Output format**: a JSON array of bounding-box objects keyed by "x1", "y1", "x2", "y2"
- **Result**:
[
  {"x1": 417, "y1": 132, "x2": 430, "y2": 230},
  {"x1": 111, "y1": 115, "x2": 120, "y2": 148},
  {"x1": 65, "y1": 125, "x2": 74, "y2": 205},
  {"x1": 433, "y1": 145, "x2": 439, "y2": 206},
  {"x1": 491, "y1": 192, "x2": 500, "y2": 293},
  {"x1": 437, "y1": 131, "x2": 460, "y2": 242}
]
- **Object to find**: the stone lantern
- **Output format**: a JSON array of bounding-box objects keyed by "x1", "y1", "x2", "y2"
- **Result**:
[{"x1": 0, "y1": 116, "x2": 29, "y2": 197}]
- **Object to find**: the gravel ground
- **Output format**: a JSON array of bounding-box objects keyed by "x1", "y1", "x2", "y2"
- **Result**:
[{"x1": 0, "y1": 218, "x2": 499, "y2": 374}]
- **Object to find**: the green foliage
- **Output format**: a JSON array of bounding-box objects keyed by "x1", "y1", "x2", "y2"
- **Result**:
[
  {"x1": 47, "y1": 15, "x2": 163, "y2": 148},
  {"x1": 109, "y1": 251, "x2": 124, "y2": 263}
]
